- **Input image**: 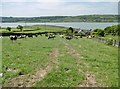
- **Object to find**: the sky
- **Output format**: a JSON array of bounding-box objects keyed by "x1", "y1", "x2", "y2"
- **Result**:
[{"x1": 0, "y1": 0, "x2": 119, "y2": 17}]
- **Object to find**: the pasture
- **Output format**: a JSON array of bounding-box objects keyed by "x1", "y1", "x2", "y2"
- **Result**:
[
  {"x1": 1, "y1": 25, "x2": 66, "y2": 33},
  {"x1": 1, "y1": 34, "x2": 118, "y2": 87}
]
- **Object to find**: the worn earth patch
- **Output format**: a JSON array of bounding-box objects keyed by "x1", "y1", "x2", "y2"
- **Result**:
[{"x1": 79, "y1": 73, "x2": 98, "y2": 87}]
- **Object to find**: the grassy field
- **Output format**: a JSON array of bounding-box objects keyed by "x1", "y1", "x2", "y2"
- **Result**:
[
  {"x1": 2, "y1": 36, "x2": 59, "y2": 83},
  {"x1": 99, "y1": 35, "x2": 118, "y2": 40},
  {"x1": 0, "y1": 25, "x2": 67, "y2": 33},
  {"x1": 67, "y1": 38, "x2": 118, "y2": 86},
  {"x1": 1, "y1": 34, "x2": 118, "y2": 87}
]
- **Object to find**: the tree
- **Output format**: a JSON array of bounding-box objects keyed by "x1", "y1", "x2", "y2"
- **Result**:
[
  {"x1": 93, "y1": 28, "x2": 105, "y2": 37},
  {"x1": 97, "y1": 30, "x2": 105, "y2": 36},
  {"x1": 17, "y1": 25, "x2": 23, "y2": 31},
  {"x1": 104, "y1": 25, "x2": 119, "y2": 36},
  {"x1": 69, "y1": 27, "x2": 74, "y2": 33},
  {"x1": 93, "y1": 28, "x2": 101, "y2": 32},
  {"x1": 66, "y1": 27, "x2": 74, "y2": 36},
  {"x1": 6, "y1": 27, "x2": 11, "y2": 31},
  {"x1": 117, "y1": 25, "x2": 120, "y2": 36}
]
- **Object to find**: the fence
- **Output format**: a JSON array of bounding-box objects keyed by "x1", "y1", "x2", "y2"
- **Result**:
[{"x1": 92, "y1": 37, "x2": 120, "y2": 47}]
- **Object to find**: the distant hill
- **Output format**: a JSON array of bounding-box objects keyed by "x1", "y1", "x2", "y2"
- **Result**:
[{"x1": 1, "y1": 15, "x2": 119, "y2": 23}]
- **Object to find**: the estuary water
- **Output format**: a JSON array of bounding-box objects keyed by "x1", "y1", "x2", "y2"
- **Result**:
[{"x1": 1, "y1": 22, "x2": 118, "y2": 30}]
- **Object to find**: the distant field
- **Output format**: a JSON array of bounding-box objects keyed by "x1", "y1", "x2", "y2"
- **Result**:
[
  {"x1": 0, "y1": 25, "x2": 67, "y2": 33},
  {"x1": 2, "y1": 35, "x2": 118, "y2": 87}
]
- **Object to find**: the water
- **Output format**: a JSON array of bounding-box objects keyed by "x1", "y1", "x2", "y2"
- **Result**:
[{"x1": 1, "y1": 22, "x2": 118, "y2": 30}]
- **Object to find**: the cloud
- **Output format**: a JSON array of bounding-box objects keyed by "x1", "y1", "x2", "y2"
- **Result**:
[
  {"x1": 78, "y1": 0, "x2": 119, "y2": 2},
  {"x1": 2, "y1": 0, "x2": 119, "y2": 2},
  {"x1": 2, "y1": 0, "x2": 61, "y2": 2},
  {"x1": 2, "y1": 2, "x2": 118, "y2": 17}
]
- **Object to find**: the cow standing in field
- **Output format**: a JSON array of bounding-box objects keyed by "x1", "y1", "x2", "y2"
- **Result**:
[
  {"x1": 48, "y1": 34, "x2": 56, "y2": 39},
  {"x1": 9, "y1": 35, "x2": 17, "y2": 41},
  {"x1": 35, "y1": 34, "x2": 38, "y2": 37},
  {"x1": 66, "y1": 36, "x2": 73, "y2": 40},
  {"x1": 45, "y1": 33, "x2": 48, "y2": 37},
  {"x1": 28, "y1": 34, "x2": 33, "y2": 38},
  {"x1": 17, "y1": 35, "x2": 26, "y2": 39},
  {"x1": 0, "y1": 36, "x2": 3, "y2": 38},
  {"x1": 60, "y1": 34, "x2": 64, "y2": 38}
]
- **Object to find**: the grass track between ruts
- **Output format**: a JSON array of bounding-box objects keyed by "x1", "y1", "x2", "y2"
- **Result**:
[{"x1": 35, "y1": 39, "x2": 84, "y2": 87}]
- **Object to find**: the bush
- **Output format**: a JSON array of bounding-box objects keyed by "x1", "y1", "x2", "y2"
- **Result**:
[
  {"x1": 104, "y1": 25, "x2": 119, "y2": 36},
  {"x1": 91, "y1": 32, "x2": 97, "y2": 35},
  {"x1": 6, "y1": 27, "x2": 11, "y2": 31},
  {"x1": 98, "y1": 30, "x2": 105, "y2": 37},
  {"x1": 93, "y1": 29, "x2": 105, "y2": 37},
  {"x1": 106, "y1": 40, "x2": 113, "y2": 45}
]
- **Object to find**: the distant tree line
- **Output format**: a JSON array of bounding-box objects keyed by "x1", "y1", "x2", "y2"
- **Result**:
[{"x1": 2, "y1": 15, "x2": 118, "y2": 22}]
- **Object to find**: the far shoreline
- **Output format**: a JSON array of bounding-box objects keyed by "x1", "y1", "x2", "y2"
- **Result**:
[{"x1": 1, "y1": 21, "x2": 119, "y2": 23}]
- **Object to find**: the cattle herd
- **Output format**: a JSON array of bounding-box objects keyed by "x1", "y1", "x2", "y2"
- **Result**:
[
  {"x1": 9, "y1": 35, "x2": 26, "y2": 41},
  {"x1": 7, "y1": 33, "x2": 82, "y2": 41},
  {"x1": 1, "y1": 33, "x2": 119, "y2": 47}
]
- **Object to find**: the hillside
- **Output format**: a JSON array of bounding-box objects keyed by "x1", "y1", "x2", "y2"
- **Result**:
[{"x1": 1, "y1": 15, "x2": 118, "y2": 23}]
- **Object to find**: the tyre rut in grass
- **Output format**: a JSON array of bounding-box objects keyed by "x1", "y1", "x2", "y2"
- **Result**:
[{"x1": 64, "y1": 42, "x2": 98, "y2": 87}]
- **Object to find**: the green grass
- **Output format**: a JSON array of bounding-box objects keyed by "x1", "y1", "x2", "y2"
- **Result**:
[
  {"x1": 2, "y1": 36, "x2": 60, "y2": 83},
  {"x1": 2, "y1": 34, "x2": 118, "y2": 87},
  {"x1": 0, "y1": 25, "x2": 66, "y2": 33},
  {"x1": 35, "y1": 40, "x2": 84, "y2": 87},
  {"x1": 101, "y1": 35, "x2": 118, "y2": 40},
  {"x1": 34, "y1": 37, "x2": 118, "y2": 87},
  {"x1": 35, "y1": 54, "x2": 84, "y2": 87},
  {"x1": 67, "y1": 38, "x2": 118, "y2": 86}
]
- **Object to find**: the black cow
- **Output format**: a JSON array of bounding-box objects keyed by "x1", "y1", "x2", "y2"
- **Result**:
[
  {"x1": 45, "y1": 33, "x2": 48, "y2": 37},
  {"x1": 28, "y1": 34, "x2": 33, "y2": 38},
  {"x1": 66, "y1": 36, "x2": 73, "y2": 40},
  {"x1": 48, "y1": 34, "x2": 56, "y2": 39},
  {"x1": 9, "y1": 35, "x2": 17, "y2": 40},
  {"x1": 35, "y1": 34, "x2": 38, "y2": 37}
]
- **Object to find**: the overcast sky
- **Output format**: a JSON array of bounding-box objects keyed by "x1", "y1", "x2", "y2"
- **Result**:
[{"x1": 0, "y1": 0, "x2": 119, "y2": 17}]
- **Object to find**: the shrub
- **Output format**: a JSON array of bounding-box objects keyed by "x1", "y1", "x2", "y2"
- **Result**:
[
  {"x1": 6, "y1": 27, "x2": 11, "y2": 31},
  {"x1": 106, "y1": 39, "x2": 113, "y2": 45},
  {"x1": 98, "y1": 30, "x2": 105, "y2": 37},
  {"x1": 93, "y1": 29, "x2": 105, "y2": 37}
]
